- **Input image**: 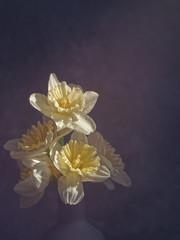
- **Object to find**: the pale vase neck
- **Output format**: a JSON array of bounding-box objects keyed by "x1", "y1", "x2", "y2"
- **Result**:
[
  {"x1": 42, "y1": 197, "x2": 105, "y2": 240},
  {"x1": 57, "y1": 198, "x2": 86, "y2": 224}
]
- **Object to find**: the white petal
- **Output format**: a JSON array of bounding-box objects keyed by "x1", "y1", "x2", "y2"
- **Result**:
[
  {"x1": 20, "y1": 191, "x2": 44, "y2": 208},
  {"x1": 43, "y1": 116, "x2": 72, "y2": 139},
  {"x1": 10, "y1": 149, "x2": 46, "y2": 160},
  {"x1": 32, "y1": 162, "x2": 51, "y2": 191},
  {"x1": 10, "y1": 132, "x2": 53, "y2": 161},
  {"x1": 69, "y1": 83, "x2": 84, "y2": 92},
  {"x1": 103, "y1": 179, "x2": 115, "y2": 190},
  {"x1": 58, "y1": 172, "x2": 84, "y2": 205},
  {"x1": 42, "y1": 114, "x2": 51, "y2": 123},
  {"x1": 29, "y1": 93, "x2": 54, "y2": 117},
  {"x1": 99, "y1": 155, "x2": 114, "y2": 174},
  {"x1": 35, "y1": 154, "x2": 52, "y2": 163},
  {"x1": 73, "y1": 114, "x2": 96, "y2": 135},
  {"x1": 49, "y1": 141, "x2": 62, "y2": 166},
  {"x1": 111, "y1": 169, "x2": 132, "y2": 187},
  {"x1": 42, "y1": 113, "x2": 71, "y2": 126},
  {"x1": 82, "y1": 91, "x2": 99, "y2": 115},
  {"x1": 52, "y1": 113, "x2": 77, "y2": 130},
  {"x1": 17, "y1": 160, "x2": 25, "y2": 171},
  {"x1": 60, "y1": 81, "x2": 72, "y2": 96},
  {"x1": 70, "y1": 131, "x2": 88, "y2": 144},
  {"x1": 83, "y1": 165, "x2": 110, "y2": 182},
  {"x1": 56, "y1": 128, "x2": 72, "y2": 139},
  {"x1": 88, "y1": 132, "x2": 106, "y2": 155},
  {"x1": 3, "y1": 139, "x2": 20, "y2": 151},
  {"x1": 49, "y1": 141, "x2": 69, "y2": 175},
  {"x1": 54, "y1": 151, "x2": 69, "y2": 176},
  {"x1": 68, "y1": 87, "x2": 83, "y2": 104},
  {"x1": 22, "y1": 158, "x2": 41, "y2": 168},
  {"x1": 23, "y1": 132, "x2": 54, "y2": 158},
  {"x1": 48, "y1": 73, "x2": 59, "y2": 91},
  {"x1": 14, "y1": 162, "x2": 50, "y2": 197},
  {"x1": 44, "y1": 132, "x2": 54, "y2": 148},
  {"x1": 14, "y1": 177, "x2": 39, "y2": 197}
]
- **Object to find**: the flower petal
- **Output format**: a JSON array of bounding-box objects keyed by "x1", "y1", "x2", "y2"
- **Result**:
[
  {"x1": 42, "y1": 114, "x2": 50, "y2": 123},
  {"x1": 83, "y1": 165, "x2": 110, "y2": 182},
  {"x1": 14, "y1": 177, "x2": 39, "y2": 197},
  {"x1": 59, "y1": 81, "x2": 72, "y2": 96},
  {"x1": 55, "y1": 152, "x2": 69, "y2": 176},
  {"x1": 58, "y1": 172, "x2": 84, "y2": 205},
  {"x1": 25, "y1": 132, "x2": 54, "y2": 157},
  {"x1": 49, "y1": 141, "x2": 62, "y2": 167},
  {"x1": 70, "y1": 131, "x2": 88, "y2": 144},
  {"x1": 17, "y1": 160, "x2": 25, "y2": 171},
  {"x1": 69, "y1": 83, "x2": 84, "y2": 92},
  {"x1": 67, "y1": 87, "x2": 84, "y2": 107},
  {"x1": 22, "y1": 158, "x2": 41, "y2": 168},
  {"x1": 44, "y1": 132, "x2": 54, "y2": 148},
  {"x1": 10, "y1": 149, "x2": 46, "y2": 160},
  {"x1": 20, "y1": 191, "x2": 44, "y2": 208},
  {"x1": 49, "y1": 141, "x2": 69, "y2": 175},
  {"x1": 42, "y1": 115, "x2": 73, "y2": 138},
  {"x1": 48, "y1": 128, "x2": 72, "y2": 151},
  {"x1": 19, "y1": 153, "x2": 51, "y2": 168},
  {"x1": 14, "y1": 161, "x2": 50, "y2": 197},
  {"x1": 82, "y1": 91, "x2": 99, "y2": 115},
  {"x1": 73, "y1": 114, "x2": 96, "y2": 135},
  {"x1": 103, "y1": 179, "x2": 115, "y2": 190},
  {"x1": 99, "y1": 155, "x2": 131, "y2": 187},
  {"x1": 52, "y1": 113, "x2": 77, "y2": 130},
  {"x1": 88, "y1": 132, "x2": 106, "y2": 155},
  {"x1": 99, "y1": 155, "x2": 114, "y2": 174},
  {"x1": 56, "y1": 127, "x2": 72, "y2": 139},
  {"x1": 29, "y1": 93, "x2": 55, "y2": 117},
  {"x1": 32, "y1": 162, "x2": 51, "y2": 191},
  {"x1": 111, "y1": 169, "x2": 132, "y2": 187},
  {"x1": 48, "y1": 73, "x2": 59, "y2": 91},
  {"x1": 3, "y1": 139, "x2": 20, "y2": 151}
]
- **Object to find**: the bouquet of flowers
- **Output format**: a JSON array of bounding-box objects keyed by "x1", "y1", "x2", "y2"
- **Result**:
[{"x1": 4, "y1": 74, "x2": 131, "y2": 208}]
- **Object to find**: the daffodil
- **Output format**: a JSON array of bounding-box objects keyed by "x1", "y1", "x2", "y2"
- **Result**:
[
  {"x1": 49, "y1": 132, "x2": 110, "y2": 205},
  {"x1": 14, "y1": 159, "x2": 52, "y2": 208},
  {"x1": 87, "y1": 132, "x2": 132, "y2": 189},
  {"x1": 4, "y1": 119, "x2": 70, "y2": 161},
  {"x1": 29, "y1": 74, "x2": 98, "y2": 135}
]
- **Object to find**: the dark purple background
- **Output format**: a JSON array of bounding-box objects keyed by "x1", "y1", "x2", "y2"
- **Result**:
[{"x1": 1, "y1": 0, "x2": 180, "y2": 239}]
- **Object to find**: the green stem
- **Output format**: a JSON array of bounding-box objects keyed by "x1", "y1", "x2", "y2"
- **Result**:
[{"x1": 60, "y1": 137, "x2": 64, "y2": 146}]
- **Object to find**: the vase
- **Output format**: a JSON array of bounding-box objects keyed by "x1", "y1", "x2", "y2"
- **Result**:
[{"x1": 41, "y1": 198, "x2": 105, "y2": 240}]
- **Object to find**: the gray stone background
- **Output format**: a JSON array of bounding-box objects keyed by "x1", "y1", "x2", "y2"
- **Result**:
[{"x1": 1, "y1": 0, "x2": 180, "y2": 239}]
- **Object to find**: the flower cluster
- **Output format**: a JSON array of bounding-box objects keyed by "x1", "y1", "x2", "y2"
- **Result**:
[{"x1": 4, "y1": 74, "x2": 131, "y2": 208}]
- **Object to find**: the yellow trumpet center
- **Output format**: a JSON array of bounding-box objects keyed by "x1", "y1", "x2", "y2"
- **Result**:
[
  {"x1": 58, "y1": 98, "x2": 71, "y2": 109},
  {"x1": 17, "y1": 120, "x2": 54, "y2": 152},
  {"x1": 72, "y1": 154, "x2": 83, "y2": 169},
  {"x1": 59, "y1": 140, "x2": 100, "y2": 176},
  {"x1": 48, "y1": 82, "x2": 85, "y2": 113}
]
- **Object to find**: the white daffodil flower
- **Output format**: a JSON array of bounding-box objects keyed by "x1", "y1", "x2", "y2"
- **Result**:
[
  {"x1": 87, "y1": 132, "x2": 132, "y2": 189},
  {"x1": 29, "y1": 73, "x2": 98, "y2": 135},
  {"x1": 49, "y1": 132, "x2": 110, "y2": 205},
  {"x1": 14, "y1": 160, "x2": 51, "y2": 208},
  {"x1": 4, "y1": 119, "x2": 70, "y2": 161}
]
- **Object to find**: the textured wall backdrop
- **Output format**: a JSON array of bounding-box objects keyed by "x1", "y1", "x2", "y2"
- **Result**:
[{"x1": 1, "y1": 0, "x2": 180, "y2": 239}]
